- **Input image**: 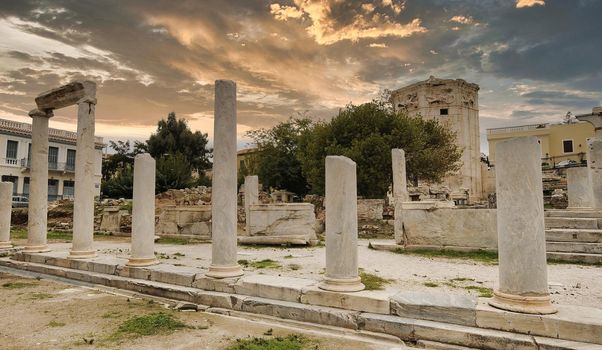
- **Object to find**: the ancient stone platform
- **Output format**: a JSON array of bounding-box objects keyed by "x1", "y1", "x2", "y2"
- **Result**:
[{"x1": 2, "y1": 250, "x2": 601, "y2": 349}]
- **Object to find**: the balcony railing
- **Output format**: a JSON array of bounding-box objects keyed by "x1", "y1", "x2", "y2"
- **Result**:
[
  {"x1": 1, "y1": 158, "x2": 19, "y2": 166},
  {"x1": 0, "y1": 118, "x2": 104, "y2": 144},
  {"x1": 19, "y1": 158, "x2": 75, "y2": 173}
]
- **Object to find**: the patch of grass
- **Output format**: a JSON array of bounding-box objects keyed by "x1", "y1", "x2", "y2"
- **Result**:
[
  {"x1": 238, "y1": 259, "x2": 281, "y2": 269},
  {"x1": 120, "y1": 202, "x2": 133, "y2": 213},
  {"x1": 450, "y1": 277, "x2": 475, "y2": 282},
  {"x1": 395, "y1": 248, "x2": 498, "y2": 264},
  {"x1": 2, "y1": 281, "x2": 37, "y2": 289},
  {"x1": 156, "y1": 237, "x2": 199, "y2": 245},
  {"x1": 288, "y1": 264, "x2": 301, "y2": 271},
  {"x1": 226, "y1": 334, "x2": 310, "y2": 350},
  {"x1": 102, "y1": 311, "x2": 122, "y2": 319},
  {"x1": 173, "y1": 252, "x2": 185, "y2": 257},
  {"x1": 423, "y1": 282, "x2": 439, "y2": 288},
  {"x1": 548, "y1": 259, "x2": 602, "y2": 267},
  {"x1": 9, "y1": 228, "x2": 72, "y2": 240},
  {"x1": 463, "y1": 285, "x2": 494, "y2": 298},
  {"x1": 109, "y1": 312, "x2": 186, "y2": 340},
  {"x1": 283, "y1": 254, "x2": 294, "y2": 259},
  {"x1": 360, "y1": 271, "x2": 392, "y2": 291},
  {"x1": 29, "y1": 292, "x2": 53, "y2": 300},
  {"x1": 47, "y1": 320, "x2": 65, "y2": 327}
]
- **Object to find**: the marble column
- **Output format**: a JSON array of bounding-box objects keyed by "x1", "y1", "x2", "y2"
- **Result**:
[
  {"x1": 588, "y1": 139, "x2": 602, "y2": 210},
  {"x1": 319, "y1": 156, "x2": 365, "y2": 292},
  {"x1": 567, "y1": 167, "x2": 592, "y2": 209},
  {"x1": 392, "y1": 149, "x2": 408, "y2": 244},
  {"x1": 25, "y1": 109, "x2": 52, "y2": 253},
  {"x1": 207, "y1": 80, "x2": 243, "y2": 279},
  {"x1": 0, "y1": 182, "x2": 12, "y2": 248},
  {"x1": 244, "y1": 175, "x2": 259, "y2": 234},
  {"x1": 69, "y1": 91, "x2": 97, "y2": 259},
  {"x1": 127, "y1": 153, "x2": 159, "y2": 267},
  {"x1": 489, "y1": 136, "x2": 556, "y2": 314}
]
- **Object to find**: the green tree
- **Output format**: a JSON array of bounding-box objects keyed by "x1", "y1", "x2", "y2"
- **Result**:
[
  {"x1": 155, "y1": 153, "x2": 195, "y2": 193},
  {"x1": 297, "y1": 102, "x2": 461, "y2": 197},
  {"x1": 137, "y1": 112, "x2": 211, "y2": 173},
  {"x1": 246, "y1": 118, "x2": 313, "y2": 195},
  {"x1": 101, "y1": 167, "x2": 133, "y2": 198},
  {"x1": 102, "y1": 140, "x2": 137, "y2": 181}
]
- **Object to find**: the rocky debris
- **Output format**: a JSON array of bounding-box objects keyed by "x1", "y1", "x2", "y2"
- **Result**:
[
  {"x1": 550, "y1": 189, "x2": 568, "y2": 209},
  {"x1": 156, "y1": 186, "x2": 212, "y2": 206}
]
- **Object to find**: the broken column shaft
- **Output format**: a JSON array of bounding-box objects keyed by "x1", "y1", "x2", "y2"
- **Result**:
[
  {"x1": 127, "y1": 153, "x2": 159, "y2": 267},
  {"x1": 0, "y1": 182, "x2": 12, "y2": 248},
  {"x1": 588, "y1": 139, "x2": 602, "y2": 210},
  {"x1": 490, "y1": 136, "x2": 555, "y2": 314},
  {"x1": 319, "y1": 156, "x2": 365, "y2": 292},
  {"x1": 206, "y1": 80, "x2": 243, "y2": 279}
]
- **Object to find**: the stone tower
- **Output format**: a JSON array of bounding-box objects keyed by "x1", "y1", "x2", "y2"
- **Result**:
[{"x1": 390, "y1": 76, "x2": 482, "y2": 202}]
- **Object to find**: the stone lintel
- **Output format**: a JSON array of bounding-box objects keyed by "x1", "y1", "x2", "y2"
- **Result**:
[{"x1": 35, "y1": 80, "x2": 96, "y2": 111}]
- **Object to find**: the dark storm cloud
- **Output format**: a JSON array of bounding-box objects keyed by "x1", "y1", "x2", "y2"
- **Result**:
[{"x1": 0, "y1": 0, "x2": 599, "y2": 144}]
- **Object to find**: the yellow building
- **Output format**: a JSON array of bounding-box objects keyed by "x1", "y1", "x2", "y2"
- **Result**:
[
  {"x1": 236, "y1": 147, "x2": 260, "y2": 174},
  {"x1": 487, "y1": 121, "x2": 594, "y2": 167}
]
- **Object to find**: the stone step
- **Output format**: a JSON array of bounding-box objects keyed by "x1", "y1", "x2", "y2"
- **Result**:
[
  {"x1": 545, "y1": 210, "x2": 602, "y2": 218},
  {"x1": 546, "y1": 251, "x2": 602, "y2": 264},
  {"x1": 545, "y1": 217, "x2": 599, "y2": 229},
  {"x1": 1, "y1": 258, "x2": 600, "y2": 350},
  {"x1": 2, "y1": 255, "x2": 602, "y2": 348},
  {"x1": 547, "y1": 241, "x2": 602, "y2": 254},
  {"x1": 546, "y1": 229, "x2": 602, "y2": 243}
]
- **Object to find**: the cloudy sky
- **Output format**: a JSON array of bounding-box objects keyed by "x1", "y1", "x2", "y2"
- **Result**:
[{"x1": 0, "y1": 0, "x2": 600, "y2": 154}]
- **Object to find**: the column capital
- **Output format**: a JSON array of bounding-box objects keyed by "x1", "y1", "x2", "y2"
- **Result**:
[
  {"x1": 28, "y1": 108, "x2": 53, "y2": 119},
  {"x1": 76, "y1": 96, "x2": 97, "y2": 105}
]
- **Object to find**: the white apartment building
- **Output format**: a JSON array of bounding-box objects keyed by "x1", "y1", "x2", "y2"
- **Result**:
[{"x1": 0, "y1": 118, "x2": 104, "y2": 200}]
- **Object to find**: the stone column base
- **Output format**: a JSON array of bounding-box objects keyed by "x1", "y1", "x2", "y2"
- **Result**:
[
  {"x1": 489, "y1": 290, "x2": 557, "y2": 314},
  {"x1": 0, "y1": 241, "x2": 12, "y2": 249},
  {"x1": 206, "y1": 264, "x2": 244, "y2": 279},
  {"x1": 126, "y1": 257, "x2": 160, "y2": 267},
  {"x1": 23, "y1": 244, "x2": 50, "y2": 253},
  {"x1": 319, "y1": 276, "x2": 365, "y2": 292},
  {"x1": 68, "y1": 250, "x2": 97, "y2": 259}
]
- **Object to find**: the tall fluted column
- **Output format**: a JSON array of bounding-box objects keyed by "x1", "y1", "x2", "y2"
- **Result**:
[
  {"x1": 69, "y1": 86, "x2": 97, "y2": 259},
  {"x1": 489, "y1": 136, "x2": 555, "y2": 314},
  {"x1": 588, "y1": 139, "x2": 602, "y2": 210},
  {"x1": 128, "y1": 153, "x2": 159, "y2": 266},
  {"x1": 0, "y1": 182, "x2": 13, "y2": 248},
  {"x1": 25, "y1": 109, "x2": 52, "y2": 253},
  {"x1": 207, "y1": 80, "x2": 243, "y2": 278},
  {"x1": 319, "y1": 156, "x2": 365, "y2": 292},
  {"x1": 244, "y1": 175, "x2": 259, "y2": 234}
]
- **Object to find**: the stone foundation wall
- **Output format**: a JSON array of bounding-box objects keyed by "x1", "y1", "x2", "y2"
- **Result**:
[
  {"x1": 247, "y1": 203, "x2": 317, "y2": 242},
  {"x1": 402, "y1": 208, "x2": 497, "y2": 249},
  {"x1": 357, "y1": 199, "x2": 384, "y2": 220},
  {"x1": 156, "y1": 206, "x2": 212, "y2": 240}
]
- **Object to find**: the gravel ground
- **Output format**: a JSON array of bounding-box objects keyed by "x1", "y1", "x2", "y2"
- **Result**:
[{"x1": 18, "y1": 237, "x2": 602, "y2": 309}]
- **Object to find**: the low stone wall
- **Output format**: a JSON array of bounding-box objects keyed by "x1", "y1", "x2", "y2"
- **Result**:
[
  {"x1": 402, "y1": 207, "x2": 497, "y2": 250},
  {"x1": 242, "y1": 203, "x2": 317, "y2": 245},
  {"x1": 156, "y1": 206, "x2": 211, "y2": 240},
  {"x1": 357, "y1": 199, "x2": 384, "y2": 220}
]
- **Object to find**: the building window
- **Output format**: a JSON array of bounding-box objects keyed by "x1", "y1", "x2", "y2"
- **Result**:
[
  {"x1": 562, "y1": 140, "x2": 574, "y2": 153},
  {"x1": 440, "y1": 108, "x2": 449, "y2": 116},
  {"x1": 48, "y1": 146, "x2": 58, "y2": 170},
  {"x1": 1, "y1": 175, "x2": 18, "y2": 194},
  {"x1": 23, "y1": 177, "x2": 29, "y2": 196},
  {"x1": 48, "y1": 179, "x2": 59, "y2": 201},
  {"x1": 5, "y1": 140, "x2": 18, "y2": 164},
  {"x1": 63, "y1": 180, "x2": 75, "y2": 198},
  {"x1": 66, "y1": 149, "x2": 76, "y2": 171}
]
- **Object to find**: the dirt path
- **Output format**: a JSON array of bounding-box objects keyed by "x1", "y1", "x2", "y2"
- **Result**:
[{"x1": 0, "y1": 272, "x2": 405, "y2": 350}]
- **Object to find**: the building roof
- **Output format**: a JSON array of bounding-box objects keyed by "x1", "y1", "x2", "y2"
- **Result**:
[
  {"x1": 390, "y1": 75, "x2": 479, "y2": 97},
  {"x1": 0, "y1": 118, "x2": 105, "y2": 148}
]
